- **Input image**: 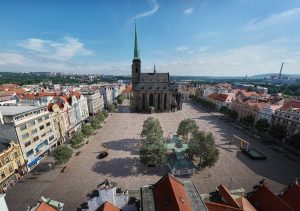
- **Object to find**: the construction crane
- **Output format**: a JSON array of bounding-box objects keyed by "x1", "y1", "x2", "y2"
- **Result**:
[{"x1": 278, "y1": 62, "x2": 284, "y2": 79}]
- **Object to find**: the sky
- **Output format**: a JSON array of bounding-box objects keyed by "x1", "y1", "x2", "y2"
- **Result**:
[{"x1": 0, "y1": 0, "x2": 300, "y2": 76}]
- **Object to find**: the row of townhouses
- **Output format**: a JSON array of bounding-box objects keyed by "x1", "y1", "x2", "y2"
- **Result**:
[
  {"x1": 196, "y1": 83, "x2": 300, "y2": 138},
  {"x1": 0, "y1": 82, "x2": 126, "y2": 193}
]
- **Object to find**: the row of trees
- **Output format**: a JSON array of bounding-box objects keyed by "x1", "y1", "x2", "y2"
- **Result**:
[
  {"x1": 219, "y1": 106, "x2": 238, "y2": 120},
  {"x1": 53, "y1": 110, "x2": 109, "y2": 164},
  {"x1": 177, "y1": 118, "x2": 219, "y2": 168},
  {"x1": 191, "y1": 96, "x2": 217, "y2": 111},
  {"x1": 140, "y1": 117, "x2": 166, "y2": 166}
]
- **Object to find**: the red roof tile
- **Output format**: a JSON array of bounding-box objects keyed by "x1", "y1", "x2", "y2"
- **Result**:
[
  {"x1": 248, "y1": 185, "x2": 293, "y2": 211},
  {"x1": 218, "y1": 185, "x2": 241, "y2": 209},
  {"x1": 96, "y1": 201, "x2": 120, "y2": 211},
  {"x1": 205, "y1": 201, "x2": 242, "y2": 211},
  {"x1": 154, "y1": 174, "x2": 193, "y2": 211},
  {"x1": 36, "y1": 202, "x2": 57, "y2": 211},
  {"x1": 281, "y1": 183, "x2": 300, "y2": 210},
  {"x1": 282, "y1": 100, "x2": 300, "y2": 110}
]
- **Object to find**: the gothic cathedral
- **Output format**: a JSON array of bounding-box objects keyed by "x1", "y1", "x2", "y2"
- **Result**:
[{"x1": 130, "y1": 23, "x2": 183, "y2": 113}]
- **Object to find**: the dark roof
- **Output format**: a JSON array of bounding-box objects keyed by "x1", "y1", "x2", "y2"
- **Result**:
[
  {"x1": 248, "y1": 185, "x2": 293, "y2": 211},
  {"x1": 281, "y1": 183, "x2": 300, "y2": 210},
  {"x1": 153, "y1": 173, "x2": 193, "y2": 211},
  {"x1": 0, "y1": 137, "x2": 11, "y2": 153}
]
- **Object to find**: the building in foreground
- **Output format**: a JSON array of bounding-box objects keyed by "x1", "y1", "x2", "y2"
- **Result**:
[
  {"x1": 0, "y1": 106, "x2": 57, "y2": 171},
  {"x1": 0, "y1": 139, "x2": 25, "y2": 192},
  {"x1": 130, "y1": 23, "x2": 182, "y2": 113},
  {"x1": 81, "y1": 173, "x2": 208, "y2": 211}
]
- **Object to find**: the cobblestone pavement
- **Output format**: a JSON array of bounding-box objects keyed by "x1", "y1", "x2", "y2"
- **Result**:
[{"x1": 6, "y1": 103, "x2": 300, "y2": 211}]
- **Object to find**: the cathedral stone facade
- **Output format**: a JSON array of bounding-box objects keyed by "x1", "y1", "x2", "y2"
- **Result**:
[{"x1": 130, "y1": 24, "x2": 182, "y2": 113}]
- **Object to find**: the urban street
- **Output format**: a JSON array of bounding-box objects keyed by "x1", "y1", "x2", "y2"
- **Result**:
[{"x1": 5, "y1": 102, "x2": 300, "y2": 211}]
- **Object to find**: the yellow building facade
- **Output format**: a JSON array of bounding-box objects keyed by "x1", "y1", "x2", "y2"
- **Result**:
[{"x1": 0, "y1": 141, "x2": 25, "y2": 192}]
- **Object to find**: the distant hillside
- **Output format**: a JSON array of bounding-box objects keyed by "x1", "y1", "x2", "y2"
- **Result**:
[{"x1": 250, "y1": 73, "x2": 300, "y2": 79}]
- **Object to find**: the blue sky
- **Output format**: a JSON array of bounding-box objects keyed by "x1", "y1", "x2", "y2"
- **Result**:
[{"x1": 0, "y1": 0, "x2": 300, "y2": 76}]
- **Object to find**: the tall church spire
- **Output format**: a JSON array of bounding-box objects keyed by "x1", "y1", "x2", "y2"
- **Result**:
[{"x1": 133, "y1": 20, "x2": 140, "y2": 60}]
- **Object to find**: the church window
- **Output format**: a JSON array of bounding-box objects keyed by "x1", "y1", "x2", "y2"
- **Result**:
[
  {"x1": 136, "y1": 67, "x2": 138, "y2": 73},
  {"x1": 164, "y1": 86, "x2": 166, "y2": 89},
  {"x1": 141, "y1": 87, "x2": 144, "y2": 89},
  {"x1": 157, "y1": 87, "x2": 160, "y2": 89},
  {"x1": 149, "y1": 87, "x2": 152, "y2": 89}
]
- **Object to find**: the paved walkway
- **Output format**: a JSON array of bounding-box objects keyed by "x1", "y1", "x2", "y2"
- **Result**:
[{"x1": 5, "y1": 103, "x2": 300, "y2": 211}]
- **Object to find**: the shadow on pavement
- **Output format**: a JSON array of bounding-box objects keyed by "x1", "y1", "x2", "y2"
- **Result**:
[
  {"x1": 91, "y1": 157, "x2": 168, "y2": 177},
  {"x1": 103, "y1": 139, "x2": 140, "y2": 155}
]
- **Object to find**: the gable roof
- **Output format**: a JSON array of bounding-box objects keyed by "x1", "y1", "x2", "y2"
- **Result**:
[
  {"x1": 281, "y1": 183, "x2": 300, "y2": 210},
  {"x1": 153, "y1": 173, "x2": 193, "y2": 211},
  {"x1": 248, "y1": 185, "x2": 294, "y2": 211},
  {"x1": 218, "y1": 185, "x2": 241, "y2": 209},
  {"x1": 36, "y1": 202, "x2": 57, "y2": 211},
  {"x1": 96, "y1": 201, "x2": 121, "y2": 211}
]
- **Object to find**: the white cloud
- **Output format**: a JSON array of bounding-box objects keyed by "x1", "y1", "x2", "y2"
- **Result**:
[
  {"x1": 0, "y1": 53, "x2": 25, "y2": 65},
  {"x1": 131, "y1": 0, "x2": 159, "y2": 21},
  {"x1": 176, "y1": 46, "x2": 189, "y2": 52},
  {"x1": 184, "y1": 8, "x2": 193, "y2": 15},
  {"x1": 195, "y1": 31, "x2": 220, "y2": 39},
  {"x1": 18, "y1": 36, "x2": 93, "y2": 61},
  {"x1": 245, "y1": 7, "x2": 300, "y2": 31}
]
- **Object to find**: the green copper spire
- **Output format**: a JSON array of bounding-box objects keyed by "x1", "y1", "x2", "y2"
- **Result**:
[{"x1": 134, "y1": 21, "x2": 140, "y2": 60}]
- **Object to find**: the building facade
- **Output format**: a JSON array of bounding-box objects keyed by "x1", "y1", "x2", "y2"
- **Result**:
[
  {"x1": 81, "y1": 90, "x2": 103, "y2": 115},
  {"x1": 272, "y1": 100, "x2": 300, "y2": 137},
  {"x1": 130, "y1": 23, "x2": 182, "y2": 113},
  {"x1": 0, "y1": 106, "x2": 57, "y2": 170},
  {"x1": 0, "y1": 140, "x2": 25, "y2": 192}
]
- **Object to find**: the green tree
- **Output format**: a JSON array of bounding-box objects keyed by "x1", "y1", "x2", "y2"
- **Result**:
[
  {"x1": 81, "y1": 124, "x2": 94, "y2": 138},
  {"x1": 269, "y1": 124, "x2": 286, "y2": 141},
  {"x1": 254, "y1": 119, "x2": 270, "y2": 132},
  {"x1": 91, "y1": 118, "x2": 101, "y2": 130},
  {"x1": 140, "y1": 118, "x2": 166, "y2": 166},
  {"x1": 102, "y1": 110, "x2": 109, "y2": 118},
  {"x1": 219, "y1": 106, "x2": 229, "y2": 116},
  {"x1": 70, "y1": 131, "x2": 84, "y2": 149},
  {"x1": 177, "y1": 118, "x2": 199, "y2": 143},
  {"x1": 186, "y1": 130, "x2": 219, "y2": 168},
  {"x1": 53, "y1": 145, "x2": 73, "y2": 165},
  {"x1": 241, "y1": 115, "x2": 255, "y2": 126},
  {"x1": 141, "y1": 117, "x2": 163, "y2": 138},
  {"x1": 108, "y1": 103, "x2": 116, "y2": 112},
  {"x1": 96, "y1": 112, "x2": 105, "y2": 122},
  {"x1": 140, "y1": 144, "x2": 166, "y2": 166}
]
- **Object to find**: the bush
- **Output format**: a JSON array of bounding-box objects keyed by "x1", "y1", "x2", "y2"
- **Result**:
[
  {"x1": 53, "y1": 145, "x2": 73, "y2": 165},
  {"x1": 81, "y1": 124, "x2": 94, "y2": 138},
  {"x1": 70, "y1": 131, "x2": 84, "y2": 149},
  {"x1": 255, "y1": 119, "x2": 270, "y2": 132},
  {"x1": 91, "y1": 118, "x2": 101, "y2": 130},
  {"x1": 269, "y1": 124, "x2": 286, "y2": 141}
]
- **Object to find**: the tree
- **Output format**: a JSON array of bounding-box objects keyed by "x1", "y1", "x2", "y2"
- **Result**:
[
  {"x1": 140, "y1": 144, "x2": 166, "y2": 166},
  {"x1": 241, "y1": 115, "x2": 255, "y2": 126},
  {"x1": 140, "y1": 118, "x2": 166, "y2": 166},
  {"x1": 102, "y1": 111, "x2": 109, "y2": 118},
  {"x1": 219, "y1": 106, "x2": 229, "y2": 116},
  {"x1": 255, "y1": 119, "x2": 270, "y2": 132},
  {"x1": 288, "y1": 133, "x2": 300, "y2": 150},
  {"x1": 81, "y1": 124, "x2": 94, "y2": 138},
  {"x1": 177, "y1": 118, "x2": 199, "y2": 143},
  {"x1": 70, "y1": 131, "x2": 84, "y2": 149},
  {"x1": 141, "y1": 117, "x2": 163, "y2": 138},
  {"x1": 108, "y1": 103, "x2": 116, "y2": 112},
  {"x1": 91, "y1": 118, "x2": 101, "y2": 130},
  {"x1": 228, "y1": 110, "x2": 238, "y2": 120},
  {"x1": 95, "y1": 112, "x2": 105, "y2": 123},
  {"x1": 53, "y1": 145, "x2": 73, "y2": 165},
  {"x1": 186, "y1": 130, "x2": 219, "y2": 168},
  {"x1": 269, "y1": 124, "x2": 286, "y2": 141}
]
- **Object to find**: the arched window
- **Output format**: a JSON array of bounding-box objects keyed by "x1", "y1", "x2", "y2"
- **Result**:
[
  {"x1": 149, "y1": 93, "x2": 154, "y2": 107},
  {"x1": 142, "y1": 93, "x2": 146, "y2": 110},
  {"x1": 164, "y1": 93, "x2": 167, "y2": 110}
]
